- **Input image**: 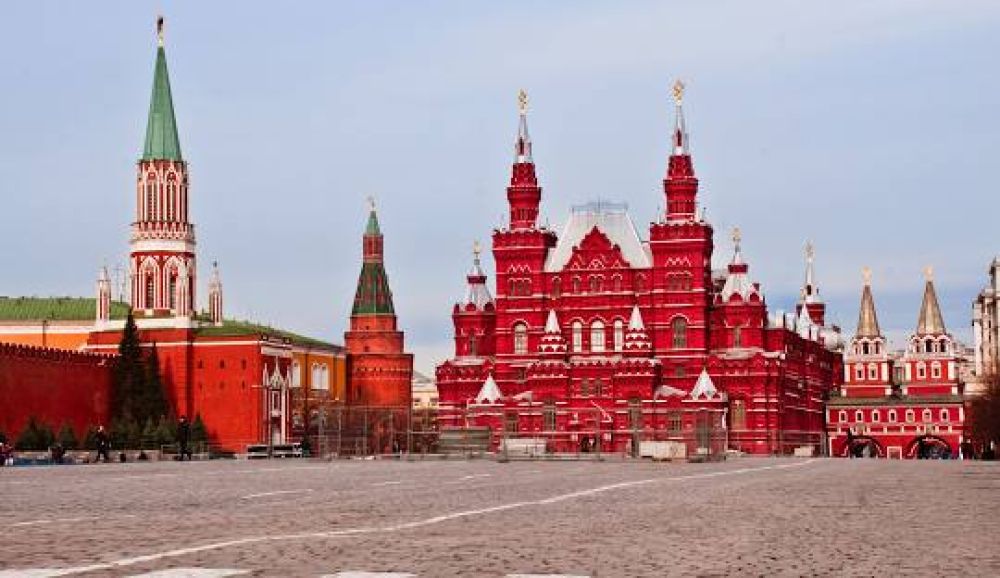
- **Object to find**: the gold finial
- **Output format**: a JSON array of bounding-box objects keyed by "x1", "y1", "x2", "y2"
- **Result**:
[
  {"x1": 672, "y1": 79, "x2": 685, "y2": 105},
  {"x1": 924, "y1": 265, "x2": 934, "y2": 282},
  {"x1": 472, "y1": 240, "x2": 481, "y2": 257},
  {"x1": 862, "y1": 266, "x2": 872, "y2": 286},
  {"x1": 517, "y1": 89, "x2": 529, "y2": 115},
  {"x1": 805, "y1": 240, "x2": 815, "y2": 261},
  {"x1": 156, "y1": 15, "x2": 164, "y2": 46},
  {"x1": 731, "y1": 227, "x2": 741, "y2": 245},
  {"x1": 366, "y1": 195, "x2": 376, "y2": 211}
]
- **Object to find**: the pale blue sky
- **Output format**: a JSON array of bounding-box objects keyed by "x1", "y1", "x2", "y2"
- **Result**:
[{"x1": 1, "y1": 1, "x2": 998, "y2": 374}]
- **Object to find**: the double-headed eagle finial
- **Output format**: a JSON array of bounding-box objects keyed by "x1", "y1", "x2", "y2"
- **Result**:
[
  {"x1": 672, "y1": 79, "x2": 685, "y2": 105},
  {"x1": 156, "y1": 15, "x2": 164, "y2": 46}
]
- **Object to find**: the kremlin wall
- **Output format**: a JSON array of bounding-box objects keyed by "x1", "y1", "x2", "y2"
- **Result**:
[{"x1": 0, "y1": 18, "x2": 988, "y2": 459}]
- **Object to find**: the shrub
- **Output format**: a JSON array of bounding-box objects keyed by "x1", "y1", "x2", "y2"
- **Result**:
[{"x1": 56, "y1": 423, "x2": 79, "y2": 450}]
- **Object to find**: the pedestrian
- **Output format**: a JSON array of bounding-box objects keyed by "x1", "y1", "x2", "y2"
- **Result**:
[
  {"x1": 177, "y1": 416, "x2": 191, "y2": 461},
  {"x1": 846, "y1": 429, "x2": 855, "y2": 459},
  {"x1": 95, "y1": 425, "x2": 111, "y2": 463}
]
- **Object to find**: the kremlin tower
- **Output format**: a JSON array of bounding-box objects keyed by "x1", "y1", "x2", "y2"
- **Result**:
[{"x1": 344, "y1": 201, "x2": 413, "y2": 407}]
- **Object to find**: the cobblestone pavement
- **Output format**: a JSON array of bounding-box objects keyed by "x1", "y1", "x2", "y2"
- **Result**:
[{"x1": 1, "y1": 457, "x2": 998, "y2": 576}]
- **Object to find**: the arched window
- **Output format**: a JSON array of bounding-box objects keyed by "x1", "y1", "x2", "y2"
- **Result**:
[
  {"x1": 145, "y1": 273, "x2": 155, "y2": 309},
  {"x1": 922, "y1": 409, "x2": 932, "y2": 423},
  {"x1": 888, "y1": 410, "x2": 897, "y2": 423},
  {"x1": 868, "y1": 364, "x2": 878, "y2": 380},
  {"x1": 940, "y1": 409, "x2": 950, "y2": 422},
  {"x1": 320, "y1": 365, "x2": 330, "y2": 390},
  {"x1": 468, "y1": 334, "x2": 478, "y2": 357},
  {"x1": 939, "y1": 339, "x2": 949, "y2": 354},
  {"x1": 291, "y1": 361, "x2": 301, "y2": 388},
  {"x1": 855, "y1": 366, "x2": 864, "y2": 381},
  {"x1": 572, "y1": 321, "x2": 583, "y2": 353},
  {"x1": 671, "y1": 317, "x2": 687, "y2": 349},
  {"x1": 572, "y1": 277, "x2": 581, "y2": 293},
  {"x1": 905, "y1": 409, "x2": 915, "y2": 423},
  {"x1": 589, "y1": 276, "x2": 600, "y2": 293},
  {"x1": 613, "y1": 319, "x2": 625, "y2": 352},
  {"x1": 931, "y1": 363, "x2": 942, "y2": 379},
  {"x1": 513, "y1": 323, "x2": 528, "y2": 355},
  {"x1": 733, "y1": 325, "x2": 742, "y2": 348},
  {"x1": 862, "y1": 342, "x2": 870, "y2": 355},
  {"x1": 917, "y1": 363, "x2": 927, "y2": 379},
  {"x1": 551, "y1": 278, "x2": 561, "y2": 298},
  {"x1": 924, "y1": 339, "x2": 933, "y2": 354},
  {"x1": 730, "y1": 399, "x2": 746, "y2": 430},
  {"x1": 168, "y1": 273, "x2": 178, "y2": 310},
  {"x1": 590, "y1": 320, "x2": 606, "y2": 353},
  {"x1": 612, "y1": 275, "x2": 622, "y2": 292}
]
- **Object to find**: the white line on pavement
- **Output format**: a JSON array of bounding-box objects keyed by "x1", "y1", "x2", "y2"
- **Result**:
[
  {"x1": 321, "y1": 573, "x2": 416, "y2": 577},
  {"x1": 240, "y1": 489, "x2": 314, "y2": 500},
  {"x1": 27, "y1": 460, "x2": 817, "y2": 576},
  {"x1": 371, "y1": 480, "x2": 403, "y2": 486},
  {"x1": 9, "y1": 514, "x2": 137, "y2": 528},
  {"x1": 127, "y1": 569, "x2": 249, "y2": 577},
  {"x1": 446, "y1": 473, "x2": 493, "y2": 484}
]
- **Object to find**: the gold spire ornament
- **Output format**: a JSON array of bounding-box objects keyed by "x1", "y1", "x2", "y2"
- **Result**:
[
  {"x1": 473, "y1": 240, "x2": 481, "y2": 257},
  {"x1": 924, "y1": 265, "x2": 934, "y2": 282},
  {"x1": 367, "y1": 195, "x2": 376, "y2": 211},
  {"x1": 517, "y1": 89, "x2": 529, "y2": 115},
  {"x1": 731, "y1": 226, "x2": 741, "y2": 246},
  {"x1": 862, "y1": 266, "x2": 872, "y2": 286},
  {"x1": 805, "y1": 240, "x2": 815, "y2": 261},
  {"x1": 156, "y1": 15, "x2": 164, "y2": 46},
  {"x1": 672, "y1": 79, "x2": 685, "y2": 105}
]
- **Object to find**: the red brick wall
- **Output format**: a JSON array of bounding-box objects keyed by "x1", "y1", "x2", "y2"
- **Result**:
[{"x1": 0, "y1": 343, "x2": 115, "y2": 440}]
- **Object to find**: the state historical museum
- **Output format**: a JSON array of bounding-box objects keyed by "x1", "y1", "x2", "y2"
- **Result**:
[{"x1": 435, "y1": 85, "x2": 844, "y2": 455}]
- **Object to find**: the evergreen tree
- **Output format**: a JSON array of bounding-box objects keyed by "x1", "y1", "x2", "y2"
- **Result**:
[
  {"x1": 144, "y1": 343, "x2": 170, "y2": 422},
  {"x1": 16, "y1": 417, "x2": 42, "y2": 450},
  {"x1": 82, "y1": 425, "x2": 98, "y2": 450},
  {"x1": 57, "y1": 423, "x2": 79, "y2": 450},
  {"x1": 141, "y1": 417, "x2": 157, "y2": 450},
  {"x1": 113, "y1": 312, "x2": 146, "y2": 423},
  {"x1": 191, "y1": 414, "x2": 208, "y2": 445},
  {"x1": 155, "y1": 416, "x2": 177, "y2": 449}
]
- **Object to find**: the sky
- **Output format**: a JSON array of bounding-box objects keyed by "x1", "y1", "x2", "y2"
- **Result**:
[{"x1": 1, "y1": 1, "x2": 998, "y2": 375}]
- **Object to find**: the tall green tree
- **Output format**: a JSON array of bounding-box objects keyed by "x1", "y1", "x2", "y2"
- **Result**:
[
  {"x1": 111, "y1": 313, "x2": 169, "y2": 428},
  {"x1": 144, "y1": 344, "x2": 169, "y2": 422}
]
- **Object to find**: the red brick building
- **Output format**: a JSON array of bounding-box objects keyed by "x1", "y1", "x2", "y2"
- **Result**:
[
  {"x1": 344, "y1": 203, "x2": 413, "y2": 408},
  {"x1": 435, "y1": 86, "x2": 844, "y2": 455},
  {"x1": 827, "y1": 268, "x2": 966, "y2": 458}
]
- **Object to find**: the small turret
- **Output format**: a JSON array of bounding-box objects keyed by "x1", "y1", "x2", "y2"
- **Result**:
[
  {"x1": 664, "y1": 80, "x2": 699, "y2": 222},
  {"x1": 96, "y1": 267, "x2": 111, "y2": 324},
  {"x1": 507, "y1": 90, "x2": 542, "y2": 230},
  {"x1": 538, "y1": 309, "x2": 568, "y2": 356},
  {"x1": 916, "y1": 266, "x2": 947, "y2": 336},
  {"x1": 208, "y1": 261, "x2": 223, "y2": 326},
  {"x1": 623, "y1": 305, "x2": 652, "y2": 355}
]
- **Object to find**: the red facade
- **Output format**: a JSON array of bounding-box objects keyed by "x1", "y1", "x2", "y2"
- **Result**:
[
  {"x1": 436, "y1": 87, "x2": 844, "y2": 455},
  {"x1": 0, "y1": 344, "x2": 114, "y2": 440}
]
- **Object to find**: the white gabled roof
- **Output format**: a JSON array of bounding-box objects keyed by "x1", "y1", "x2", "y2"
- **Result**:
[
  {"x1": 654, "y1": 384, "x2": 686, "y2": 399},
  {"x1": 544, "y1": 202, "x2": 651, "y2": 272},
  {"x1": 689, "y1": 368, "x2": 719, "y2": 400},
  {"x1": 544, "y1": 309, "x2": 560, "y2": 333},
  {"x1": 475, "y1": 374, "x2": 503, "y2": 404},
  {"x1": 628, "y1": 305, "x2": 645, "y2": 331}
]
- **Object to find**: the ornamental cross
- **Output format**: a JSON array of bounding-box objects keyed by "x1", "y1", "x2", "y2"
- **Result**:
[
  {"x1": 805, "y1": 240, "x2": 814, "y2": 261},
  {"x1": 731, "y1": 227, "x2": 741, "y2": 246},
  {"x1": 672, "y1": 79, "x2": 685, "y2": 105},
  {"x1": 517, "y1": 89, "x2": 529, "y2": 115},
  {"x1": 472, "y1": 240, "x2": 481, "y2": 257}
]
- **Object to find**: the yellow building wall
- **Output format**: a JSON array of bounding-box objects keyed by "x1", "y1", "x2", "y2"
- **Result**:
[
  {"x1": 0, "y1": 325, "x2": 92, "y2": 350},
  {"x1": 292, "y1": 346, "x2": 347, "y2": 402}
]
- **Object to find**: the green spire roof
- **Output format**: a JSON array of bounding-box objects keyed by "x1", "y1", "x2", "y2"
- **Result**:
[
  {"x1": 142, "y1": 45, "x2": 182, "y2": 161},
  {"x1": 365, "y1": 209, "x2": 381, "y2": 236},
  {"x1": 351, "y1": 262, "x2": 395, "y2": 316}
]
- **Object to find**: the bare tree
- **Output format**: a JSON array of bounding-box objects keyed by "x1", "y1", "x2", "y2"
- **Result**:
[{"x1": 967, "y1": 371, "x2": 1000, "y2": 457}]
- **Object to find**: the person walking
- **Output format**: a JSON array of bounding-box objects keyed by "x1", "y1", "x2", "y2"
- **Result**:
[
  {"x1": 176, "y1": 416, "x2": 192, "y2": 461},
  {"x1": 95, "y1": 425, "x2": 110, "y2": 463},
  {"x1": 846, "y1": 429, "x2": 856, "y2": 459}
]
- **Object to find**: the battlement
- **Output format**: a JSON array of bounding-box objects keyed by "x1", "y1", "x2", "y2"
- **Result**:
[{"x1": 0, "y1": 342, "x2": 117, "y2": 365}]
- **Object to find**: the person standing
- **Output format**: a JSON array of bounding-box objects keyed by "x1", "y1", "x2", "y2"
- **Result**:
[
  {"x1": 95, "y1": 425, "x2": 110, "y2": 463},
  {"x1": 846, "y1": 429, "x2": 856, "y2": 459},
  {"x1": 176, "y1": 416, "x2": 191, "y2": 461}
]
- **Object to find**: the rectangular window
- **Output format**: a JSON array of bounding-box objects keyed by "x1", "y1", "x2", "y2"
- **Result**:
[{"x1": 543, "y1": 403, "x2": 556, "y2": 432}]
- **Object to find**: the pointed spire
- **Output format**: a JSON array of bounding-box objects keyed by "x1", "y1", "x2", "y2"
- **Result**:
[
  {"x1": 671, "y1": 79, "x2": 689, "y2": 155},
  {"x1": 628, "y1": 305, "x2": 645, "y2": 331},
  {"x1": 463, "y1": 241, "x2": 493, "y2": 309},
  {"x1": 142, "y1": 16, "x2": 182, "y2": 161},
  {"x1": 664, "y1": 79, "x2": 698, "y2": 221},
  {"x1": 96, "y1": 266, "x2": 111, "y2": 323},
  {"x1": 545, "y1": 309, "x2": 561, "y2": 333},
  {"x1": 208, "y1": 261, "x2": 224, "y2": 326},
  {"x1": 353, "y1": 203, "x2": 395, "y2": 316},
  {"x1": 855, "y1": 267, "x2": 881, "y2": 338},
  {"x1": 731, "y1": 227, "x2": 743, "y2": 266},
  {"x1": 801, "y1": 241, "x2": 821, "y2": 303},
  {"x1": 514, "y1": 89, "x2": 533, "y2": 163},
  {"x1": 917, "y1": 266, "x2": 947, "y2": 335}
]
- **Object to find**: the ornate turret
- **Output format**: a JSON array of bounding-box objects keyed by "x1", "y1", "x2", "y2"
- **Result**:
[
  {"x1": 96, "y1": 267, "x2": 111, "y2": 324},
  {"x1": 207, "y1": 261, "x2": 223, "y2": 326},
  {"x1": 538, "y1": 310, "x2": 568, "y2": 356},
  {"x1": 623, "y1": 305, "x2": 652, "y2": 355},
  {"x1": 452, "y1": 242, "x2": 496, "y2": 358},
  {"x1": 664, "y1": 80, "x2": 699, "y2": 221},
  {"x1": 507, "y1": 90, "x2": 542, "y2": 230},
  {"x1": 130, "y1": 16, "x2": 196, "y2": 321},
  {"x1": 719, "y1": 228, "x2": 759, "y2": 303},
  {"x1": 798, "y1": 241, "x2": 826, "y2": 325}
]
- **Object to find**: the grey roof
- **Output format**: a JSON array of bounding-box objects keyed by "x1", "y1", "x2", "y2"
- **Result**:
[{"x1": 544, "y1": 202, "x2": 651, "y2": 272}]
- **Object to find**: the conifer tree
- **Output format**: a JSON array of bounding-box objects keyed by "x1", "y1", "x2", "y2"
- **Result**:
[
  {"x1": 113, "y1": 312, "x2": 146, "y2": 422},
  {"x1": 144, "y1": 344, "x2": 170, "y2": 422},
  {"x1": 57, "y1": 423, "x2": 79, "y2": 450},
  {"x1": 191, "y1": 414, "x2": 208, "y2": 444}
]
